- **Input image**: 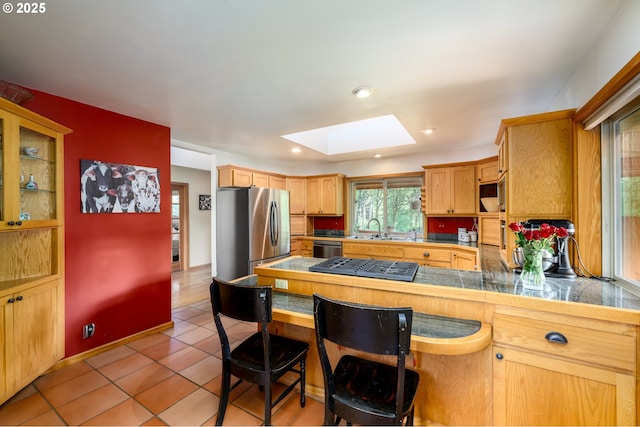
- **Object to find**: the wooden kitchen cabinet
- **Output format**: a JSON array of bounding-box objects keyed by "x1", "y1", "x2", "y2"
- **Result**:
[
  {"x1": 286, "y1": 177, "x2": 306, "y2": 214},
  {"x1": 497, "y1": 132, "x2": 508, "y2": 178},
  {"x1": 343, "y1": 241, "x2": 404, "y2": 261},
  {"x1": 493, "y1": 307, "x2": 636, "y2": 426},
  {"x1": 424, "y1": 164, "x2": 476, "y2": 215},
  {"x1": 217, "y1": 165, "x2": 287, "y2": 189},
  {"x1": 0, "y1": 98, "x2": 69, "y2": 405},
  {"x1": 0, "y1": 280, "x2": 64, "y2": 404},
  {"x1": 452, "y1": 250, "x2": 478, "y2": 271},
  {"x1": 403, "y1": 246, "x2": 452, "y2": 268},
  {"x1": 480, "y1": 216, "x2": 500, "y2": 246},
  {"x1": 306, "y1": 174, "x2": 344, "y2": 215},
  {"x1": 495, "y1": 110, "x2": 575, "y2": 267},
  {"x1": 477, "y1": 158, "x2": 499, "y2": 183}
]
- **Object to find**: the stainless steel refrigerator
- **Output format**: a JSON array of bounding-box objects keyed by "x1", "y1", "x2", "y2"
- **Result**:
[{"x1": 215, "y1": 187, "x2": 290, "y2": 281}]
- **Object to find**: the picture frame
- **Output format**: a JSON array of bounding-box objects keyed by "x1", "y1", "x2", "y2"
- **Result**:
[{"x1": 199, "y1": 194, "x2": 212, "y2": 210}]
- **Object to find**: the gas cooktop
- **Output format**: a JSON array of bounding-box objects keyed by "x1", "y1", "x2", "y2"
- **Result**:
[{"x1": 309, "y1": 257, "x2": 419, "y2": 282}]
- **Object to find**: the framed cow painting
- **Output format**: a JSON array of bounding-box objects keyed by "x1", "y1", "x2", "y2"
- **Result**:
[{"x1": 80, "y1": 159, "x2": 161, "y2": 213}]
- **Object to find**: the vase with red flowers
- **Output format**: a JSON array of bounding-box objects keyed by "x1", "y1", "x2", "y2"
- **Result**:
[{"x1": 509, "y1": 222, "x2": 569, "y2": 290}]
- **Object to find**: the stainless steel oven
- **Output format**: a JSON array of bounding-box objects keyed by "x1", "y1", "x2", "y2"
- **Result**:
[{"x1": 313, "y1": 240, "x2": 343, "y2": 258}]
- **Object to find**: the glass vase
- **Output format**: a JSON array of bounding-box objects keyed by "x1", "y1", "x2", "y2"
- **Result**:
[{"x1": 519, "y1": 246, "x2": 546, "y2": 291}]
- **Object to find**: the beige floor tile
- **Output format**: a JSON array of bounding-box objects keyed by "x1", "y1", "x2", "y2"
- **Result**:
[
  {"x1": 161, "y1": 320, "x2": 199, "y2": 338},
  {"x1": 33, "y1": 361, "x2": 93, "y2": 391},
  {"x1": 56, "y1": 383, "x2": 129, "y2": 426},
  {"x1": 191, "y1": 334, "x2": 221, "y2": 355},
  {"x1": 172, "y1": 307, "x2": 203, "y2": 321},
  {"x1": 179, "y1": 356, "x2": 223, "y2": 386},
  {"x1": 232, "y1": 383, "x2": 291, "y2": 422},
  {"x1": 141, "y1": 416, "x2": 168, "y2": 426},
  {"x1": 139, "y1": 337, "x2": 189, "y2": 361},
  {"x1": 134, "y1": 374, "x2": 198, "y2": 414},
  {"x1": 40, "y1": 370, "x2": 110, "y2": 407},
  {"x1": 0, "y1": 393, "x2": 51, "y2": 426},
  {"x1": 115, "y1": 362, "x2": 175, "y2": 396},
  {"x1": 127, "y1": 332, "x2": 172, "y2": 352},
  {"x1": 98, "y1": 352, "x2": 155, "y2": 381},
  {"x1": 81, "y1": 398, "x2": 153, "y2": 426},
  {"x1": 158, "y1": 388, "x2": 219, "y2": 426},
  {"x1": 203, "y1": 375, "x2": 253, "y2": 402},
  {"x1": 157, "y1": 346, "x2": 209, "y2": 372},
  {"x1": 85, "y1": 344, "x2": 137, "y2": 369},
  {"x1": 207, "y1": 404, "x2": 262, "y2": 426},
  {"x1": 186, "y1": 311, "x2": 215, "y2": 327},
  {"x1": 21, "y1": 410, "x2": 66, "y2": 426},
  {"x1": 271, "y1": 393, "x2": 325, "y2": 426},
  {"x1": 173, "y1": 326, "x2": 214, "y2": 345}
]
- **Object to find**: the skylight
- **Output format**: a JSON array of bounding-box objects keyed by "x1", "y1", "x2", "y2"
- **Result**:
[{"x1": 281, "y1": 114, "x2": 416, "y2": 155}]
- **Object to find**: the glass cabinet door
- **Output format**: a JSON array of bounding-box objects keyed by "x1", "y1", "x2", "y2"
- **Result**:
[
  {"x1": 0, "y1": 117, "x2": 4, "y2": 222},
  {"x1": 19, "y1": 125, "x2": 57, "y2": 221}
]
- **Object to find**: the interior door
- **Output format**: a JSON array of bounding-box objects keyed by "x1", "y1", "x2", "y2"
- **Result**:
[{"x1": 171, "y1": 183, "x2": 188, "y2": 272}]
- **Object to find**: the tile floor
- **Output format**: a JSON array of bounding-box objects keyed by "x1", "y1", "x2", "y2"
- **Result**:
[{"x1": 0, "y1": 298, "x2": 325, "y2": 426}]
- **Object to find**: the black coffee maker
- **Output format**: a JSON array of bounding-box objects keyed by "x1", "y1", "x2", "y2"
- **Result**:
[{"x1": 525, "y1": 219, "x2": 577, "y2": 279}]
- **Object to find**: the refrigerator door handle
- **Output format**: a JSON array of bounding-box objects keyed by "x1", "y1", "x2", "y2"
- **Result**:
[{"x1": 269, "y1": 201, "x2": 279, "y2": 246}]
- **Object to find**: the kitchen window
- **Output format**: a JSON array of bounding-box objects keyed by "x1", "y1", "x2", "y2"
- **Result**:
[
  {"x1": 351, "y1": 176, "x2": 423, "y2": 238},
  {"x1": 602, "y1": 95, "x2": 640, "y2": 289}
]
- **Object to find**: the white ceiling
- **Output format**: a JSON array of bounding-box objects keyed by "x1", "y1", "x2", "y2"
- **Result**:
[{"x1": 0, "y1": 0, "x2": 627, "y2": 163}]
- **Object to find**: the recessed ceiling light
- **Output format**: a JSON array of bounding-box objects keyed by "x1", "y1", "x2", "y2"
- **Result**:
[
  {"x1": 422, "y1": 128, "x2": 435, "y2": 135},
  {"x1": 291, "y1": 147, "x2": 301, "y2": 154},
  {"x1": 352, "y1": 86, "x2": 373, "y2": 98},
  {"x1": 374, "y1": 153, "x2": 382, "y2": 158}
]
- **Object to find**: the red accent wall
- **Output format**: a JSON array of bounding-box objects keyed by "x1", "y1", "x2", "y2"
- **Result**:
[
  {"x1": 23, "y1": 89, "x2": 172, "y2": 357},
  {"x1": 313, "y1": 216, "x2": 344, "y2": 231},
  {"x1": 427, "y1": 217, "x2": 476, "y2": 234}
]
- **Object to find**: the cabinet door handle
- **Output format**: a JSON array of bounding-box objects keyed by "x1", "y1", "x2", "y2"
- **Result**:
[
  {"x1": 8, "y1": 221, "x2": 14, "y2": 226},
  {"x1": 545, "y1": 331, "x2": 568, "y2": 344},
  {"x1": 16, "y1": 221, "x2": 22, "y2": 226},
  {"x1": 496, "y1": 353, "x2": 504, "y2": 360},
  {"x1": 423, "y1": 252, "x2": 430, "y2": 257},
  {"x1": 8, "y1": 297, "x2": 15, "y2": 303},
  {"x1": 16, "y1": 295, "x2": 23, "y2": 301}
]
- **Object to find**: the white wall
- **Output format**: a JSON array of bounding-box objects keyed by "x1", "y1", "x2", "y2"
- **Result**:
[
  {"x1": 552, "y1": 0, "x2": 640, "y2": 111},
  {"x1": 170, "y1": 164, "x2": 212, "y2": 268}
]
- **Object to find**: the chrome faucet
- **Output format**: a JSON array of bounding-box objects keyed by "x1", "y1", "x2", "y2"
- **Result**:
[{"x1": 366, "y1": 218, "x2": 382, "y2": 238}]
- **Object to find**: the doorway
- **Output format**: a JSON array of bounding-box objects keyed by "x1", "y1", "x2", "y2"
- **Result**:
[{"x1": 171, "y1": 183, "x2": 189, "y2": 272}]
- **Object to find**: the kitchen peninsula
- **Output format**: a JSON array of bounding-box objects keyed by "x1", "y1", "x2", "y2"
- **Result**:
[{"x1": 249, "y1": 256, "x2": 640, "y2": 426}]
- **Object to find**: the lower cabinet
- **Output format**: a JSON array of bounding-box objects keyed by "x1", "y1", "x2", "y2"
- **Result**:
[
  {"x1": 492, "y1": 307, "x2": 637, "y2": 426},
  {"x1": 452, "y1": 250, "x2": 478, "y2": 270},
  {"x1": 480, "y1": 216, "x2": 500, "y2": 246},
  {"x1": 404, "y1": 247, "x2": 451, "y2": 268},
  {"x1": 0, "y1": 280, "x2": 64, "y2": 405}
]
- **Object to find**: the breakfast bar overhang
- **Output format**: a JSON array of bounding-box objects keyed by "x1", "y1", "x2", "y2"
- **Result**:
[{"x1": 247, "y1": 256, "x2": 640, "y2": 426}]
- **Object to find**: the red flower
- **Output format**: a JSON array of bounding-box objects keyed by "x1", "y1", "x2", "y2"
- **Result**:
[
  {"x1": 508, "y1": 223, "x2": 524, "y2": 233},
  {"x1": 555, "y1": 227, "x2": 569, "y2": 238}
]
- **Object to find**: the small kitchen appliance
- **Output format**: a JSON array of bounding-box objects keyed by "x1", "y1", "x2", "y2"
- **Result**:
[{"x1": 517, "y1": 219, "x2": 577, "y2": 279}]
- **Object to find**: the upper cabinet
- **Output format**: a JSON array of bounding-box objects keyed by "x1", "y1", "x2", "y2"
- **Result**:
[
  {"x1": 217, "y1": 165, "x2": 286, "y2": 190},
  {"x1": 306, "y1": 174, "x2": 344, "y2": 215},
  {"x1": 477, "y1": 158, "x2": 499, "y2": 183},
  {"x1": 424, "y1": 165, "x2": 476, "y2": 215},
  {"x1": 498, "y1": 110, "x2": 574, "y2": 218},
  {"x1": 286, "y1": 177, "x2": 306, "y2": 215}
]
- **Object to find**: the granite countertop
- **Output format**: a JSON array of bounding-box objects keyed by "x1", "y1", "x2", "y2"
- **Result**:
[
  {"x1": 235, "y1": 275, "x2": 483, "y2": 340},
  {"x1": 259, "y1": 256, "x2": 640, "y2": 311}
]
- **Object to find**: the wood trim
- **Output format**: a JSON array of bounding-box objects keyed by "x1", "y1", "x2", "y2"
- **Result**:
[
  {"x1": 574, "y1": 51, "x2": 640, "y2": 123},
  {"x1": 494, "y1": 109, "x2": 577, "y2": 145},
  {"x1": 0, "y1": 97, "x2": 72, "y2": 134},
  {"x1": 46, "y1": 321, "x2": 175, "y2": 373},
  {"x1": 215, "y1": 164, "x2": 287, "y2": 178}
]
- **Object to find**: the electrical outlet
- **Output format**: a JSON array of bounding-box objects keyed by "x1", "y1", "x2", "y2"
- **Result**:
[
  {"x1": 275, "y1": 279, "x2": 288, "y2": 289},
  {"x1": 83, "y1": 323, "x2": 95, "y2": 339}
]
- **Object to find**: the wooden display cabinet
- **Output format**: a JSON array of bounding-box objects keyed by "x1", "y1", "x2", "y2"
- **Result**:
[{"x1": 0, "y1": 97, "x2": 70, "y2": 405}]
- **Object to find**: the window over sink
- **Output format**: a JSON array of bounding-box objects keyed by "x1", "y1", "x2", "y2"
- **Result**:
[{"x1": 350, "y1": 176, "x2": 424, "y2": 239}]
